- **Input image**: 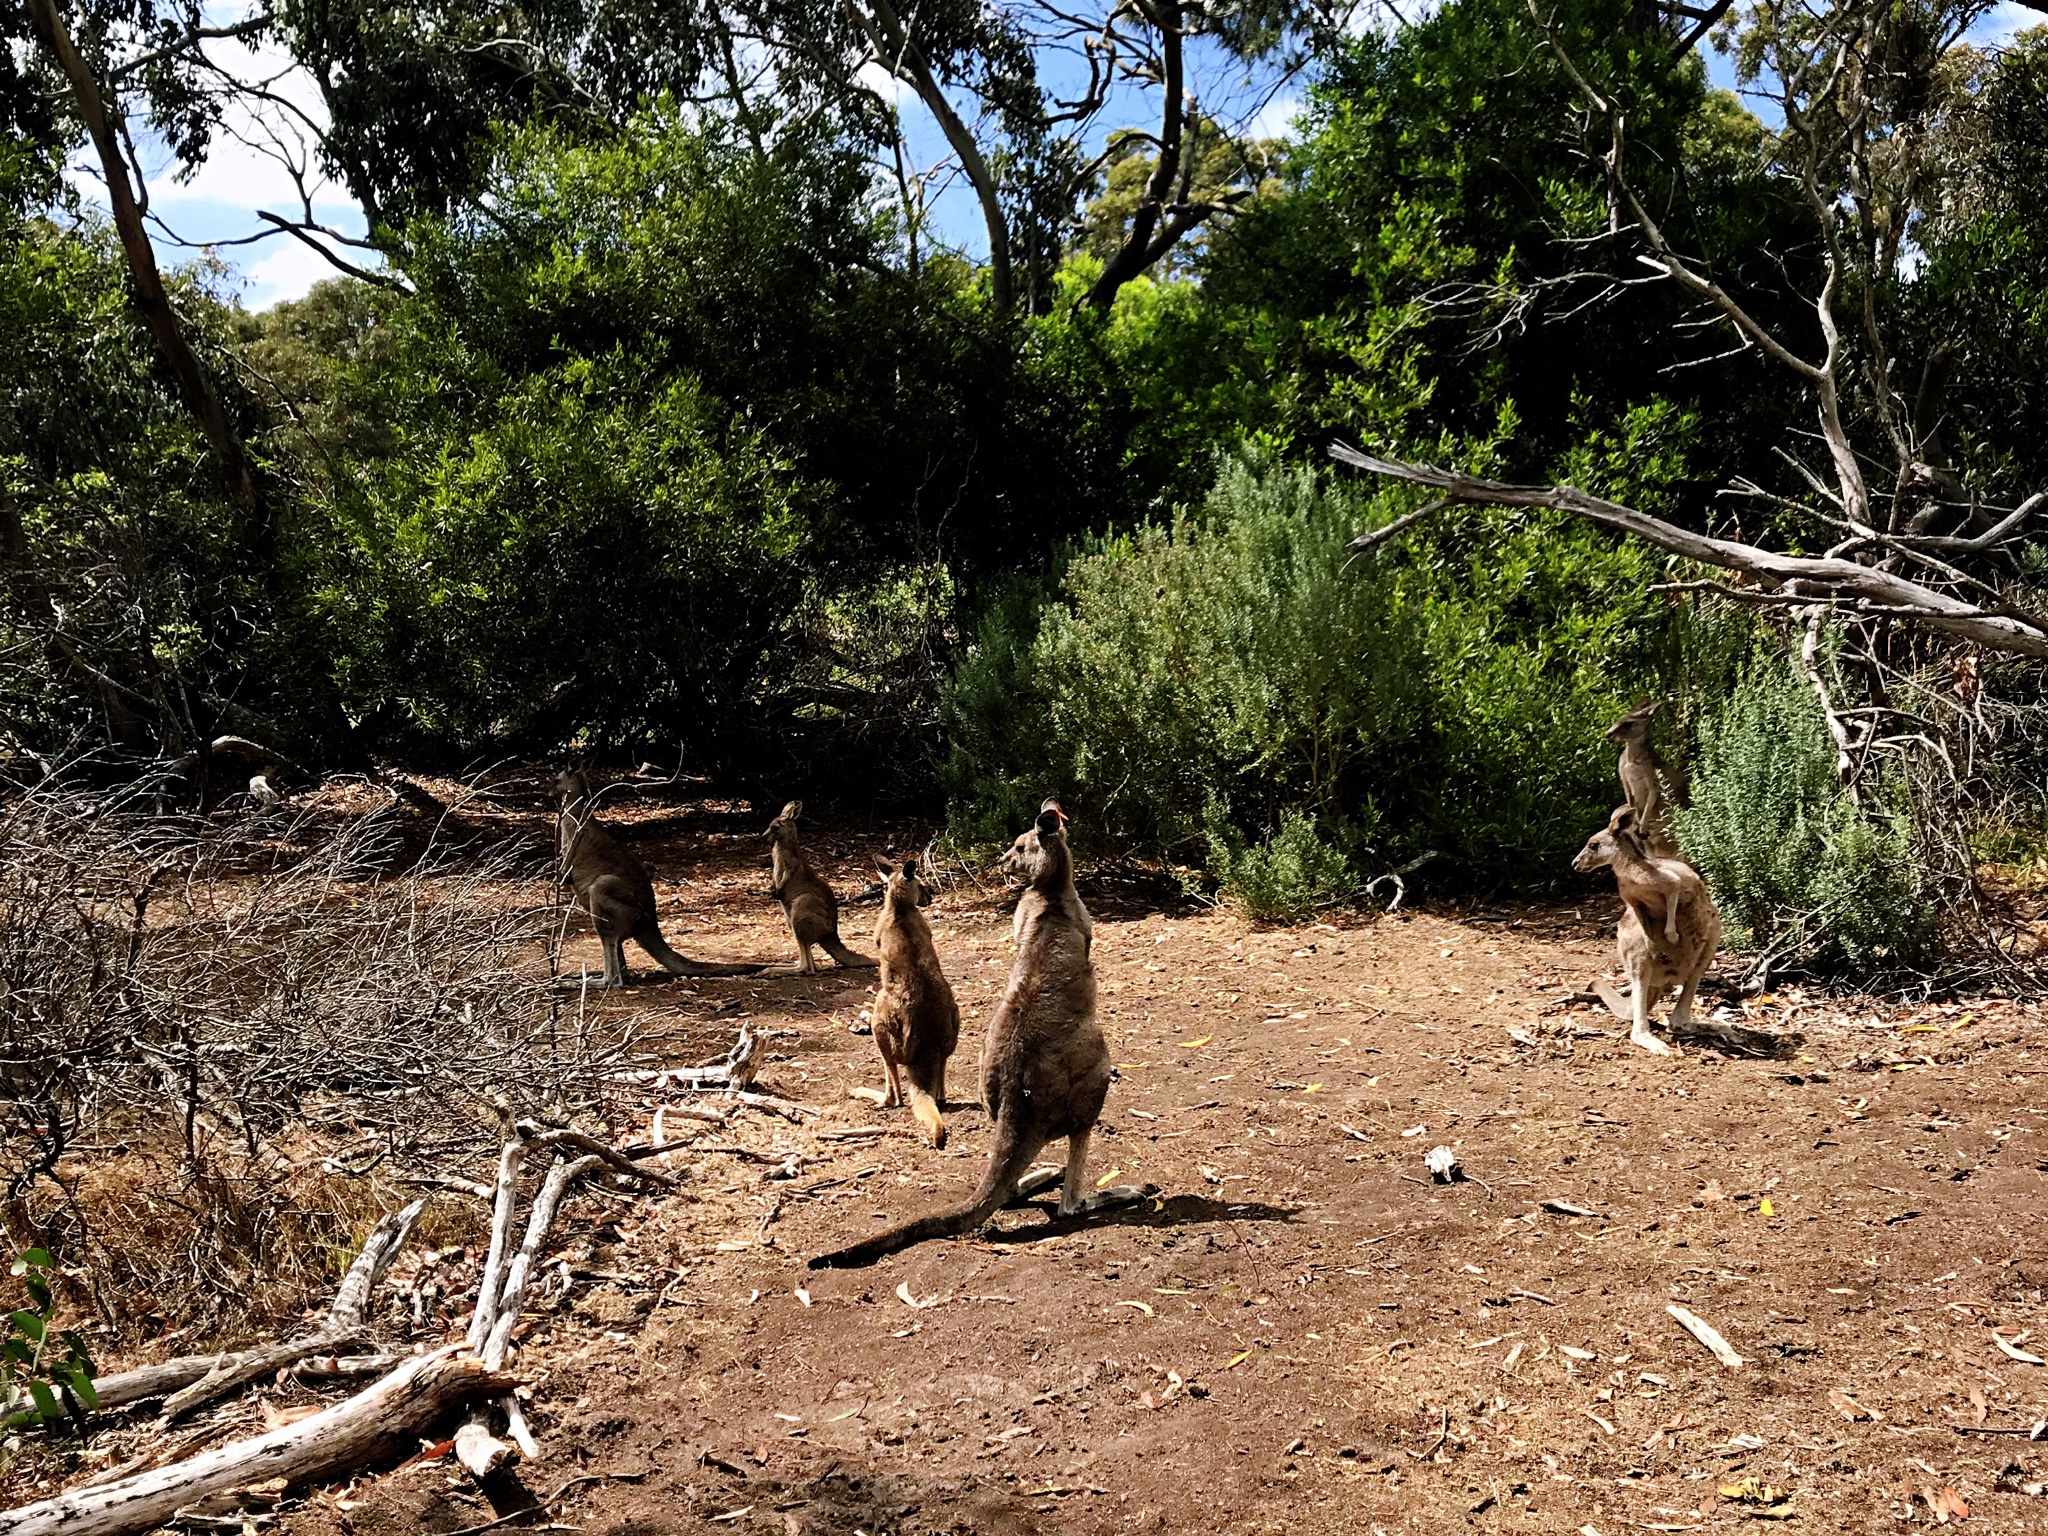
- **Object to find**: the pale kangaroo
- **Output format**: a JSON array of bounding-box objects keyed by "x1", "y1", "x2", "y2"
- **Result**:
[
  {"x1": 1606, "y1": 698, "x2": 1687, "y2": 855},
  {"x1": 764, "y1": 801, "x2": 874, "y2": 973},
  {"x1": 866, "y1": 857, "x2": 960, "y2": 1147},
  {"x1": 810, "y1": 800, "x2": 1145, "y2": 1268},
  {"x1": 556, "y1": 771, "x2": 763, "y2": 987},
  {"x1": 1573, "y1": 804, "x2": 1720, "y2": 1056}
]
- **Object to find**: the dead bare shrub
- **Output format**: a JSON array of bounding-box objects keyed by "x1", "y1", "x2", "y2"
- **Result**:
[{"x1": 0, "y1": 773, "x2": 637, "y2": 1343}]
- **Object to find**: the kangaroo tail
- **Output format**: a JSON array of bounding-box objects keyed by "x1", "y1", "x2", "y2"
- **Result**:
[
  {"x1": 1594, "y1": 979, "x2": 1633, "y2": 1022},
  {"x1": 821, "y1": 934, "x2": 876, "y2": 968},
  {"x1": 906, "y1": 1085, "x2": 946, "y2": 1150},
  {"x1": 809, "y1": 1125, "x2": 1035, "y2": 1269},
  {"x1": 639, "y1": 927, "x2": 764, "y2": 978}
]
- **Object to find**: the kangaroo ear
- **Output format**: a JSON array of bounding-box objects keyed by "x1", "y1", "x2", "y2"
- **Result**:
[
  {"x1": 780, "y1": 800, "x2": 801, "y2": 821},
  {"x1": 1610, "y1": 805, "x2": 1638, "y2": 832},
  {"x1": 1036, "y1": 805, "x2": 1064, "y2": 837}
]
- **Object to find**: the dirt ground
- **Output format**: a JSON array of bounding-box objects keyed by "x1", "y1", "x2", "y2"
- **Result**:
[{"x1": 27, "y1": 783, "x2": 2048, "y2": 1533}]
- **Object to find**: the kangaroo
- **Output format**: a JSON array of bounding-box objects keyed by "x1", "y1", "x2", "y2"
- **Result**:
[
  {"x1": 1572, "y1": 805, "x2": 1721, "y2": 1056},
  {"x1": 1606, "y1": 699, "x2": 1688, "y2": 855},
  {"x1": 867, "y1": 857, "x2": 960, "y2": 1147},
  {"x1": 556, "y1": 771, "x2": 764, "y2": 987},
  {"x1": 764, "y1": 801, "x2": 873, "y2": 973},
  {"x1": 810, "y1": 800, "x2": 1146, "y2": 1269}
]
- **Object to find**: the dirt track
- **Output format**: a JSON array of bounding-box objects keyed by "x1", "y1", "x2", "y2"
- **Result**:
[{"x1": 55, "y1": 790, "x2": 2048, "y2": 1534}]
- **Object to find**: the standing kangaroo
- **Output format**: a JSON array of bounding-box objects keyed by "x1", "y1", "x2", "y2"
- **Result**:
[
  {"x1": 556, "y1": 771, "x2": 763, "y2": 987},
  {"x1": 764, "y1": 801, "x2": 873, "y2": 973},
  {"x1": 868, "y1": 858, "x2": 960, "y2": 1147},
  {"x1": 1572, "y1": 805, "x2": 1720, "y2": 1056},
  {"x1": 1606, "y1": 699, "x2": 1688, "y2": 855},
  {"x1": 810, "y1": 800, "x2": 1145, "y2": 1269}
]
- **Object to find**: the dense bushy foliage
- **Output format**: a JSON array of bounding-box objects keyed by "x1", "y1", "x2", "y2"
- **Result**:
[
  {"x1": 5, "y1": 0, "x2": 2046, "y2": 957},
  {"x1": 944, "y1": 453, "x2": 1671, "y2": 898},
  {"x1": 1675, "y1": 660, "x2": 1934, "y2": 970}
]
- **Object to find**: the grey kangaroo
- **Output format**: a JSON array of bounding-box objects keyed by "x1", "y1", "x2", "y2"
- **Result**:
[
  {"x1": 764, "y1": 801, "x2": 874, "y2": 973},
  {"x1": 810, "y1": 800, "x2": 1145, "y2": 1268},
  {"x1": 557, "y1": 771, "x2": 763, "y2": 986}
]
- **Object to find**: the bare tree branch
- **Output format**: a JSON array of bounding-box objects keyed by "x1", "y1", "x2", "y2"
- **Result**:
[{"x1": 1329, "y1": 443, "x2": 2048, "y2": 660}]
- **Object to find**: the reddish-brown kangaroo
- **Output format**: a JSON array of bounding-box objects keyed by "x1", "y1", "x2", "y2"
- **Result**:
[{"x1": 868, "y1": 857, "x2": 959, "y2": 1147}]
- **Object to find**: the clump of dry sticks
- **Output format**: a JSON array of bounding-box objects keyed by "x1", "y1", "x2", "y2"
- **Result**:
[
  {"x1": 0, "y1": 771, "x2": 737, "y2": 1533},
  {"x1": 0, "y1": 771, "x2": 640, "y2": 1339}
]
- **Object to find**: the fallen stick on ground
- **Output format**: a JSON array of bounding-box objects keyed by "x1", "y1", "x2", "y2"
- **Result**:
[
  {"x1": 731, "y1": 1090, "x2": 817, "y2": 1122},
  {"x1": 1668, "y1": 1303, "x2": 1745, "y2": 1369},
  {"x1": 88, "y1": 1198, "x2": 432, "y2": 1417},
  {"x1": 157, "y1": 1198, "x2": 432, "y2": 1424},
  {"x1": 0, "y1": 1349, "x2": 512, "y2": 1536}
]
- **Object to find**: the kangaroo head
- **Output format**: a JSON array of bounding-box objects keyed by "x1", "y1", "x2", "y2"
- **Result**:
[
  {"x1": 556, "y1": 769, "x2": 593, "y2": 808},
  {"x1": 876, "y1": 857, "x2": 934, "y2": 908},
  {"x1": 1605, "y1": 698, "x2": 1659, "y2": 745},
  {"x1": 1573, "y1": 804, "x2": 1646, "y2": 873},
  {"x1": 1002, "y1": 799, "x2": 1071, "y2": 889},
  {"x1": 766, "y1": 800, "x2": 802, "y2": 844}
]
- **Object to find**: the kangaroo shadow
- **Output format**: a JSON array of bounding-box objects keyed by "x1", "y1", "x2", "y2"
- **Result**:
[{"x1": 979, "y1": 1191, "x2": 1300, "y2": 1247}]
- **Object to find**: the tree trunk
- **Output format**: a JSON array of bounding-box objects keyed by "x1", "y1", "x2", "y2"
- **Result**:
[
  {"x1": 24, "y1": 0, "x2": 262, "y2": 521},
  {"x1": 848, "y1": 0, "x2": 1014, "y2": 314},
  {"x1": 1085, "y1": 2, "x2": 1195, "y2": 310}
]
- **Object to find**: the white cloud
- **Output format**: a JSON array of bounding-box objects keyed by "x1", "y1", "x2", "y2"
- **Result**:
[
  {"x1": 64, "y1": 7, "x2": 368, "y2": 307},
  {"x1": 239, "y1": 234, "x2": 363, "y2": 308},
  {"x1": 856, "y1": 59, "x2": 918, "y2": 108},
  {"x1": 1972, "y1": 2, "x2": 2047, "y2": 47}
]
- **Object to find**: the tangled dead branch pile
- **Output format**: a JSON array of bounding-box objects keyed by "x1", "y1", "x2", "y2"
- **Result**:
[{"x1": 0, "y1": 775, "x2": 641, "y2": 1337}]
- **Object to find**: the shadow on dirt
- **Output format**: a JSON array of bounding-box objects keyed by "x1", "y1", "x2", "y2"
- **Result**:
[{"x1": 982, "y1": 1192, "x2": 1300, "y2": 1248}]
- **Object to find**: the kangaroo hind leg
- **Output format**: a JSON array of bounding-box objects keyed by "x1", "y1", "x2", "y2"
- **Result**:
[{"x1": 1059, "y1": 1129, "x2": 1148, "y2": 1217}]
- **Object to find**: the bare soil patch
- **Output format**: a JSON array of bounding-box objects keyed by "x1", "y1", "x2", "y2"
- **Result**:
[{"x1": 12, "y1": 783, "x2": 2046, "y2": 1533}]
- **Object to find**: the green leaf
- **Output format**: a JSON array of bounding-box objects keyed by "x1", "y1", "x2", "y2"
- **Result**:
[
  {"x1": 25, "y1": 1379, "x2": 57, "y2": 1421},
  {"x1": 10, "y1": 1311, "x2": 45, "y2": 1346},
  {"x1": 19, "y1": 1250, "x2": 52, "y2": 1270},
  {"x1": 65, "y1": 1365, "x2": 98, "y2": 1409}
]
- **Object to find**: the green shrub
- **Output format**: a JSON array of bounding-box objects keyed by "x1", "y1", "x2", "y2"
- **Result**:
[
  {"x1": 942, "y1": 451, "x2": 1669, "y2": 895},
  {"x1": 1206, "y1": 806, "x2": 1355, "y2": 920},
  {"x1": 1674, "y1": 658, "x2": 1932, "y2": 971}
]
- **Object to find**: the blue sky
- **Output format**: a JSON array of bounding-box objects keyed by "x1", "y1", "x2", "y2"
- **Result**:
[{"x1": 66, "y1": 1, "x2": 2044, "y2": 313}]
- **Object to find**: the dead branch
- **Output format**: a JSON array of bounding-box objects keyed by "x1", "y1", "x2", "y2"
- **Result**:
[
  {"x1": 1329, "y1": 445, "x2": 2048, "y2": 660},
  {"x1": 155, "y1": 1197, "x2": 430, "y2": 1422},
  {"x1": 0, "y1": 1350, "x2": 512, "y2": 1536}
]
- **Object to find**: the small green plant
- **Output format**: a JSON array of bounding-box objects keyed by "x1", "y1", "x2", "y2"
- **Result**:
[
  {"x1": 1207, "y1": 808, "x2": 1354, "y2": 920},
  {"x1": 1, "y1": 1250, "x2": 96, "y2": 1433}
]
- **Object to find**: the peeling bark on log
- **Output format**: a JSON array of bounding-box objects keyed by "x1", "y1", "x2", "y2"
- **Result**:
[{"x1": 0, "y1": 1350, "x2": 511, "y2": 1536}]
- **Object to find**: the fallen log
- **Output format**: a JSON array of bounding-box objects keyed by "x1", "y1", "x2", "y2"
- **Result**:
[
  {"x1": 0, "y1": 1349, "x2": 511, "y2": 1536},
  {"x1": 157, "y1": 1197, "x2": 430, "y2": 1423},
  {"x1": 92, "y1": 1198, "x2": 429, "y2": 1415}
]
